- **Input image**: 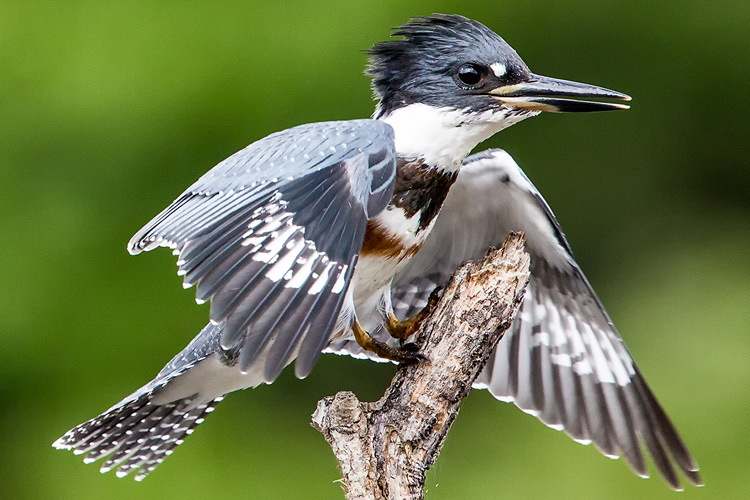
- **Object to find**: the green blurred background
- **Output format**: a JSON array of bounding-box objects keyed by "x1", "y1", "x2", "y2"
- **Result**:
[{"x1": 2, "y1": 1, "x2": 748, "y2": 498}]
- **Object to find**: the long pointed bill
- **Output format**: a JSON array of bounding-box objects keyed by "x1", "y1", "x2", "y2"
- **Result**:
[{"x1": 489, "y1": 74, "x2": 631, "y2": 112}]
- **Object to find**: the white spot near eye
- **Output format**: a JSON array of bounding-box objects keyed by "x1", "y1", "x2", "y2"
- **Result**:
[{"x1": 490, "y1": 62, "x2": 507, "y2": 77}]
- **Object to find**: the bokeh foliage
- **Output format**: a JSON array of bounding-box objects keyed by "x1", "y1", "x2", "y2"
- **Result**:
[{"x1": 1, "y1": 1, "x2": 748, "y2": 498}]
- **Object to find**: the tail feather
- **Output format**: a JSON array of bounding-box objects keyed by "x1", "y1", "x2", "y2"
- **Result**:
[{"x1": 54, "y1": 390, "x2": 223, "y2": 480}]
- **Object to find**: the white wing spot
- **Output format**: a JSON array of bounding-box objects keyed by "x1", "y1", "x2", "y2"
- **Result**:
[
  {"x1": 309, "y1": 261, "x2": 334, "y2": 295},
  {"x1": 332, "y1": 265, "x2": 348, "y2": 294},
  {"x1": 265, "y1": 235, "x2": 306, "y2": 282},
  {"x1": 253, "y1": 222, "x2": 297, "y2": 263},
  {"x1": 286, "y1": 250, "x2": 320, "y2": 289}
]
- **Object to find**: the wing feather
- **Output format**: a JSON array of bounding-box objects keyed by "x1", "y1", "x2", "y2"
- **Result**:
[
  {"x1": 386, "y1": 149, "x2": 700, "y2": 488},
  {"x1": 129, "y1": 119, "x2": 396, "y2": 380}
]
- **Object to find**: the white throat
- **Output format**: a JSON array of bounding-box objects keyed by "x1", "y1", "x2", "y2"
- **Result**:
[{"x1": 379, "y1": 103, "x2": 538, "y2": 171}]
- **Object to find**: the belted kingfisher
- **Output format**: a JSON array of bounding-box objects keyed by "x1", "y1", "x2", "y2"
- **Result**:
[{"x1": 54, "y1": 14, "x2": 700, "y2": 490}]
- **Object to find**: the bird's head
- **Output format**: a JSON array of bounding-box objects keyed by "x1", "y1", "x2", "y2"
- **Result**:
[{"x1": 368, "y1": 14, "x2": 630, "y2": 167}]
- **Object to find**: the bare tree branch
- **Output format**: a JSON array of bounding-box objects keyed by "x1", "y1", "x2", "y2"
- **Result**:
[{"x1": 312, "y1": 232, "x2": 530, "y2": 500}]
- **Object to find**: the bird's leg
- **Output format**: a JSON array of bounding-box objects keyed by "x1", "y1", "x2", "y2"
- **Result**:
[
  {"x1": 351, "y1": 320, "x2": 424, "y2": 363},
  {"x1": 386, "y1": 286, "x2": 443, "y2": 342}
]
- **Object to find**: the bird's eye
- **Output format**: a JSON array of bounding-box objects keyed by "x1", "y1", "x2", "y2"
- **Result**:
[{"x1": 457, "y1": 64, "x2": 483, "y2": 87}]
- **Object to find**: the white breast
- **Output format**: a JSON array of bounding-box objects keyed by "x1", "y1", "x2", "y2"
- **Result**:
[{"x1": 381, "y1": 103, "x2": 537, "y2": 169}]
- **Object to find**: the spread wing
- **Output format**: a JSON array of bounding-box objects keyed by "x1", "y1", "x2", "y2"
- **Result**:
[
  {"x1": 128, "y1": 119, "x2": 396, "y2": 382},
  {"x1": 389, "y1": 149, "x2": 700, "y2": 489}
]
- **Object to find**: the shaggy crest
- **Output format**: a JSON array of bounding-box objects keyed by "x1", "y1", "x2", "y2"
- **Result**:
[{"x1": 367, "y1": 14, "x2": 529, "y2": 115}]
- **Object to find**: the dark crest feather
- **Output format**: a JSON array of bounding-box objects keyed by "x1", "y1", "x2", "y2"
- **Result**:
[{"x1": 366, "y1": 14, "x2": 526, "y2": 116}]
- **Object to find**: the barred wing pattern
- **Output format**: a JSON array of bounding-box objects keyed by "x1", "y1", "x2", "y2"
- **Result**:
[
  {"x1": 53, "y1": 323, "x2": 229, "y2": 480},
  {"x1": 128, "y1": 119, "x2": 397, "y2": 381},
  {"x1": 390, "y1": 150, "x2": 700, "y2": 489},
  {"x1": 54, "y1": 120, "x2": 398, "y2": 478}
]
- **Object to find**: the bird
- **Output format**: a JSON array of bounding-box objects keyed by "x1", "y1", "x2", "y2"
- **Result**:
[{"x1": 53, "y1": 14, "x2": 699, "y2": 490}]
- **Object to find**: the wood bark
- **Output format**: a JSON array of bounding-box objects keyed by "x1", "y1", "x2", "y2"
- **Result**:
[{"x1": 312, "y1": 232, "x2": 530, "y2": 500}]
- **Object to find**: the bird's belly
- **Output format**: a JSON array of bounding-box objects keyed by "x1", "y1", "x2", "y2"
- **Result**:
[
  {"x1": 350, "y1": 254, "x2": 403, "y2": 329},
  {"x1": 348, "y1": 207, "x2": 437, "y2": 330}
]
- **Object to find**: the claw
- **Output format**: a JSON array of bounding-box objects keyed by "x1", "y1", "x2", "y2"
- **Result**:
[
  {"x1": 387, "y1": 285, "x2": 444, "y2": 341},
  {"x1": 352, "y1": 320, "x2": 426, "y2": 363},
  {"x1": 427, "y1": 286, "x2": 443, "y2": 309},
  {"x1": 401, "y1": 343, "x2": 428, "y2": 361}
]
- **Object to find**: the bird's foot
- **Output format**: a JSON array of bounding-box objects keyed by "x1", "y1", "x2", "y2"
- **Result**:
[
  {"x1": 386, "y1": 286, "x2": 443, "y2": 341},
  {"x1": 352, "y1": 320, "x2": 427, "y2": 363}
]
